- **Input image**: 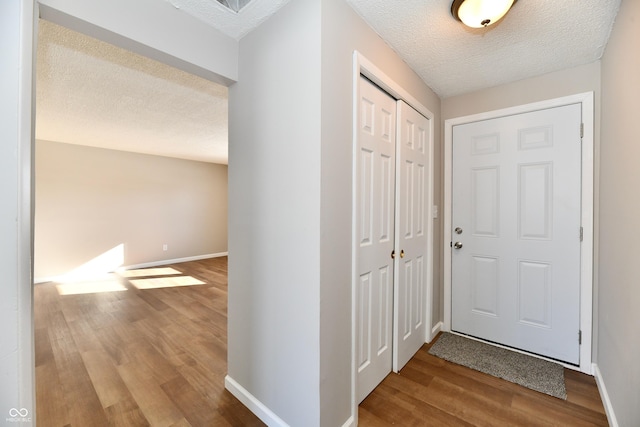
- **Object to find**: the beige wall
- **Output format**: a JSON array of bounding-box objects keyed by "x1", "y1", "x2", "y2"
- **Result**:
[
  {"x1": 319, "y1": 1, "x2": 441, "y2": 424},
  {"x1": 318, "y1": 0, "x2": 443, "y2": 334},
  {"x1": 228, "y1": 0, "x2": 440, "y2": 424},
  {"x1": 599, "y1": 0, "x2": 640, "y2": 424},
  {"x1": 35, "y1": 140, "x2": 227, "y2": 280},
  {"x1": 228, "y1": 0, "x2": 323, "y2": 424},
  {"x1": 442, "y1": 61, "x2": 601, "y2": 120}
]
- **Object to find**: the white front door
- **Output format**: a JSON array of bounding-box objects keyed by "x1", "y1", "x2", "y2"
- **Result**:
[
  {"x1": 393, "y1": 100, "x2": 429, "y2": 372},
  {"x1": 356, "y1": 77, "x2": 396, "y2": 403},
  {"x1": 451, "y1": 103, "x2": 582, "y2": 365}
]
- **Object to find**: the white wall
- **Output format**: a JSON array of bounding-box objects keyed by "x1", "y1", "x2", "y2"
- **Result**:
[
  {"x1": 0, "y1": 0, "x2": 35, "y2": 424},
  {"x1": 599, "y1": 0, "x2": 640, "y2": 424},
  {"x1": 34, "y1": 141, "x2": 228, "y2": 281}
]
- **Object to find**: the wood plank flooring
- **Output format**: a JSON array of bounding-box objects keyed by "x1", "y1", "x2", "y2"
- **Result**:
[
  {"x1": 35, "y1": 257, "x2": 607, "y2": 426},
  {"x1": 35, "y1": 257, "x2": 263, "y2": 427},
  {"x1": 361, "y1": 339, "x2": 608, "y2": 426}
]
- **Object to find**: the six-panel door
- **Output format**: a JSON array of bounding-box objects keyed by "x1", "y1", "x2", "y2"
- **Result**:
[
  {"x1": 356, "y1": 77, "x2": 397, "y2": 403},
  {"x1": 451, "y1": 104, "x2": 582, "y2": 365},
  {"x1": 394, "y1": 100, "x2": 429, "y2": 372}
]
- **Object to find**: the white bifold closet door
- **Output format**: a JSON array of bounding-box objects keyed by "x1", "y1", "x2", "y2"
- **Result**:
[{"x1": 356, "y1": 76, "x2": 430, "y2": 403}]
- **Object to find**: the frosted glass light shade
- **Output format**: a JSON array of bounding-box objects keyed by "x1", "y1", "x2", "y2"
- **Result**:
[{"x1": 453, "y1": 0, "x2": 516, "y2": 28}]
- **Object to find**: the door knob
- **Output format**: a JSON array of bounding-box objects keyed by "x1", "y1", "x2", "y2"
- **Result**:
[
  {"x1": 391, "y1": 250, "x2": 396, "y2": 259},
  {"x1": 400, "y1": 249, "x2": 405, "y2": 258},
  {"x1": 453, "y1": 242, "x2": 463, "y2": 249}
]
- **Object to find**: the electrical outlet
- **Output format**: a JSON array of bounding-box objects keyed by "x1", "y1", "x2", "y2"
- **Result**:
[{"x1": 163, "y1": 244, "x2": 168, "y2": 251}]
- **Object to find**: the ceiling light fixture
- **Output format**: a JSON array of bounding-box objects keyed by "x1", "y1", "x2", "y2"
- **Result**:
[{"x1": 451, "y1": 0, "x2": 517, "y2": 28}]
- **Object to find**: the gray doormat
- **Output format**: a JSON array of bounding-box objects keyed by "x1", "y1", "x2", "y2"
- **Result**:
[{"x1": 428, "y1": 332, "x2": 567, "y2": 399}]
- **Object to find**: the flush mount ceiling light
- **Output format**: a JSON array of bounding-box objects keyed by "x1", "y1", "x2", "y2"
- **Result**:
[{"x1": 451, "y1": 0, "x2": 517, "y2": 28}]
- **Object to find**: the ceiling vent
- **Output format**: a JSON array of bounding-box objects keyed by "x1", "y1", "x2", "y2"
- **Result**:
[{"x1": 215, "y1": 0, "x2": 253, "y2": 13}]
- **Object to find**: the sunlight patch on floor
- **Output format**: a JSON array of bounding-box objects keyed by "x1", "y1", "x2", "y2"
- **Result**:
[
  {"x1": 56, "y1": 274, "x2": 127, "y2": 295},
  {"x1": 130, "y1": 276, "x2": 205, "y2": 290},
  {"x1": 52, "y1": 252, "x2": 206, "y2": 294},
  {"x1": 57, "y1": 244, "x2": 125, "y2": 283}
]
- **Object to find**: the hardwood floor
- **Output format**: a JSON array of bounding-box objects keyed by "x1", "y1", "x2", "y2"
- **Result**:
[
  {"x1": 35, "y1": 257, "x2": 607, "y2": 426},
  {"x1": 35, "y1": 257, "x2": 264, "y2": 426},
  {"x1": 360, "y1": 340, "x2": 608, "y2": 426}
]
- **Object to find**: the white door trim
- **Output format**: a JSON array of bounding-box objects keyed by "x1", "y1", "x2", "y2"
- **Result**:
[
  {"x1": 351, "y1": 51, "x2": 435, "y2": 423},
  {"x1": 443, "y1": 92, "x2": 594, "y2": 374}
]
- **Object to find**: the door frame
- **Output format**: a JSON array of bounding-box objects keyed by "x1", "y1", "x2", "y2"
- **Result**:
[
  {"x1": 443, "y1": 92, "x2": 594, "y2": 374},
  {"x1": 351, "y1": 51, "x2": 435, "y2": 420}
]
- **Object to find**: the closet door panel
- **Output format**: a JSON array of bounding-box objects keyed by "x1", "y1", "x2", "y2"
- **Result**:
[
  {"x1": 356, "y1": 77, "x2": 396, "y2": 403},
  {"x1": 394, "y1": 100, "x2": 430, "y2": 371}
]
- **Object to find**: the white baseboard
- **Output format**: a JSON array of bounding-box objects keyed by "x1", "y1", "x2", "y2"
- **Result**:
[
  {"x1": 430, "y1": 321, "x2": 443, "y2": 341},
  {"x1": 341, "y1": 415, "x2": 355, "y2": 427},
  {"x1": 33, "y1": 252, "x2": 228, "y2": 284},
  {"x1": 119, "y1": 252, "x2": 228, "y2": 271},
  {"x1": 225, "y1": 375, "x2": 289, "y2": 427},
  {"x1": 593, "y1": 363, "x2": 619, "y2": 427}
]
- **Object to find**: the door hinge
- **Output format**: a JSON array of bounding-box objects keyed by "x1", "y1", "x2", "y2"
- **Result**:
[
  {"x1": 580, "y1": 227, "x2": 584, "y2": 242},
  {"x1": 580, "y1": 123, "x2": 584, "y2": 139},
  {"x1": 579, "y1": 330, "x2": 582, "y2": 345}
]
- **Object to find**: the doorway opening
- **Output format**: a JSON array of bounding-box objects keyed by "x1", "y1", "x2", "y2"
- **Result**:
[{"x1": 33, "y1": 18, "x2": 234, "y2": 424}]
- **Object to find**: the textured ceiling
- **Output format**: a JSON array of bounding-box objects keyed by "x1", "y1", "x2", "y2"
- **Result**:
[
  {"x1": 177, "y1": 0, "x2": 620, "y2": 97},
  {"x1": 36, "y1": 20, "x2": 229, "y2": 164},
  {"x1": 37, "y1": 0, "x2": 621, "y2": 164},
  {"x1": 345, "y1": 0, "x2": 621, "y2": 97}
]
